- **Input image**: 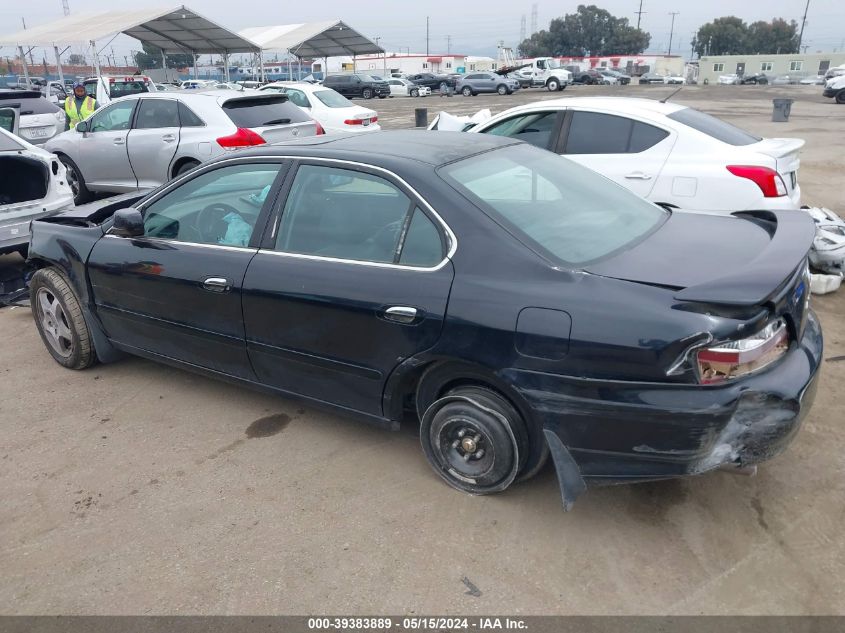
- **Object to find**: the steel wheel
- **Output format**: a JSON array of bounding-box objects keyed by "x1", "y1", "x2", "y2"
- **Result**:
[
  {"x1": 35, "y1": 287, "x2": 74, "y2": 358},
  {"x1": 410, "y1": 88, "x2": 419, "y2": 97},
  {"x1": 420, "y1": 387, "x2": 527, "y2": 495},
  {"x1": 547, "y1": 79, "x2": 560, "y2": 92}
]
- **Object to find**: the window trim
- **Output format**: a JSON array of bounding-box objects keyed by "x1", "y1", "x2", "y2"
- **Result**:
[{"x1": 263, "y1": 157, "x2": 456, "y2": 272}]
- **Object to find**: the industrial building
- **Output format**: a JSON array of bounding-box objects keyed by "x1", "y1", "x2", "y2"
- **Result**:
[{"x1": 698, "y1": 52, "x2": 845, "y2": 83}]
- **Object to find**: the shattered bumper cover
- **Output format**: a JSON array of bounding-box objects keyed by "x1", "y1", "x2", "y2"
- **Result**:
[{"x1": 507, "y1": 310, "x2": 823, "y2": 506}]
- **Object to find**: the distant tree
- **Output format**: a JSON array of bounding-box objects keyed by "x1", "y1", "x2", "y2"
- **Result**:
[
  {"x1": 518, "y1": 4, "x2": 650, "y2": 57},
  {"x1": 67, "y1": 53, "x2": 85, "y2": 65},
  {"x1": 692, "y1": 16, "x2": 798, "y2": 57},
  {"x1": 133, "y1": 43, "x2": 193, "y2": 70},
  {"x1": 746, "y1": 18, "x2": 799, "y2": 54}
]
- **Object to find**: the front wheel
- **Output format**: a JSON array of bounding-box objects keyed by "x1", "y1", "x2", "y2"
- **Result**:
[
  {"x1": 546, "y1": 78, "x2": 560, "y2": 92},
  {"x1": 836, "y1": 91, "x2": 845, "y2": 104},
  {"x1": 420, "y1": 386, "x2": 528, "y2": 495},
  {"x1": 410, "y1": 88, "x2": 419, "y2": 97},
  {"x1": 496, "y1": 84, "x2": 508, "y2": 95},
  {"x1": 30, "y1": 267, "x2": 96, "y2": 370},
  {"x1": 461, "y1": 86, "x2": 473, "y2": 97},
  {"x1": 362, "y1": 88, "x2": 373, "y2": 99}
]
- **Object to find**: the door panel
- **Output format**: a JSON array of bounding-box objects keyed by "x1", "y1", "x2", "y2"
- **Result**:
[
  {"x1": 127, "y1": 97, "x2": 180, "y2": 188},
  {"x1": 243, "y1": 162, "x2": 454, "y2": 415},
  {"x1": 88, "y1": 161, "x2": 287, "y2": 377},
  {"x1": 78, "y1": 99, "x2": 137, "y2": 190}
]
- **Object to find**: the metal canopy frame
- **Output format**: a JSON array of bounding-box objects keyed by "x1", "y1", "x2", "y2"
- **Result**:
[{"x1": 240, "y1": 20, "x2": 383, "y2": 60}]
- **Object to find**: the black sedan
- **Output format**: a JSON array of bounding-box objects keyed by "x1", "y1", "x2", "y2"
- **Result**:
[
  {"x1": 407, "y1": 73, "x2": 457, "y2": 92},
  {"x1": 638, "y1": 73, "x2": 667, "y2": 84},
  {"x1": 27, "y1": 131, "x2": 822, "y2": 509},
  {"x1": 740, "y1": 73, "x2": 770, "y2": 85}
]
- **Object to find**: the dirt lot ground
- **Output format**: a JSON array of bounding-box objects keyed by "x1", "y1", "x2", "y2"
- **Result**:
[{"x1": 1, "y1": 84, "x2": 843, "y2": 615}]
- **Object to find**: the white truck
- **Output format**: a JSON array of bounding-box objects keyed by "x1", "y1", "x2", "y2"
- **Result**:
[{"x1": 496, "y1": 48, "x2": 573, "y2": 92}]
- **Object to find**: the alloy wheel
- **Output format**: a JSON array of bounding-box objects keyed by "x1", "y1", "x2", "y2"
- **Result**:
[{"x1": 36, "y1": 288, "x2": 73, "y2": 358}]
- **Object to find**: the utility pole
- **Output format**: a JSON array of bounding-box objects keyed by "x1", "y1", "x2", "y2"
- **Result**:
[
  {"x1": 520, "y1": 15, "x2": 526, "y2": 43},
  {"x1": 635, "y1": 0, "x2": 645, "y2": 30},
  {"x1": 61, "y1": 0, "x2": 70, "y2": 16},
  {"x1": 668, "y1": 12, "x2": 679, "y2": 55},
  {"x1": 797, "y1": 0, "x2": 810, "y2": 54},
  {"x1": 426, "y1": 16, "x2": 430, "y2": 56},
  {"x1": 446, "y1": 35, "x2": 451, "y2": 55},
  {"x1": 530, "y1": 4, "x2": 538, "y2": 35}
]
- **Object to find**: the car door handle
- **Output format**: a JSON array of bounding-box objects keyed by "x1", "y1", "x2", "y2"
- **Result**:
[
  {"x1": 383, "y1": 306, "x2": 418, "y2": 324},
  {"x1": 162, "y1": 134, "x2": 176, "y2": 142},
  {"x1": 113, "y1": 137, "x2": 125, "y2": 145},
  {"x1": 624, "y1": 172, "x2": 652, "y2": 180},
  {"x1": 202, "y1": 277, "x2": 231, "y2": 292}
]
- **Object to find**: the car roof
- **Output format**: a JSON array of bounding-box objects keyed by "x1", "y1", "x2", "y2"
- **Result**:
[
  {"x1": 500, "y1": 96, "x2": 687, "y2": 117},
  {"x1": 235, "y1": 130, "x2": 522, "y2": 167}
]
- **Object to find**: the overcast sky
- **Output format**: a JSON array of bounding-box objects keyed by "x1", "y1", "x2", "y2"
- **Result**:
[{"x1": 2, "y1": 0, "x2": 844, "y2": 63}]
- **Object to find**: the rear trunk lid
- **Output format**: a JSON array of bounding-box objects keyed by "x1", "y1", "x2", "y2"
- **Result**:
[
  {"x1": 749, "y1": 137, "x2": 804, "y2": 193},
  {"x1": 585, "y1": 209, "x2": 815, "y2": 307},
  {"x1": 220, "y1": 94, "x2": 317, "y2": 143}
]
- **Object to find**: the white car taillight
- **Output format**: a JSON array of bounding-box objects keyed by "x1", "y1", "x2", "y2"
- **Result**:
[
  {"x1": 726, "y1": 165, "x2": 787, "y2": 197},
  {"x1": 696, "y1": 319, "x2": 789, "y2": 384}
]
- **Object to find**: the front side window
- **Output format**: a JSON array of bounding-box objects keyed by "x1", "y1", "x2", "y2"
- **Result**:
[
  {"x1": 275, "y1": 165, "x2": 443, "y2": 266},
  {"x1": 134, "y1": 99, "x2": 179, "y2": 129},
  {"x1": 440, "y1": 144, "x2": 667, "y2": 265},
  {"x1": 89, "y1": 100, "x2": 136, "y2": 132},
  {"x1": 564, "y1": 111, "x2": 669, "y2": 154},
  {"x1": 482, "y1": 111, "x2": 558, "y2": 149},
  {"x1": 141, "y1": 163, "x2": 283, "y2": 246}
]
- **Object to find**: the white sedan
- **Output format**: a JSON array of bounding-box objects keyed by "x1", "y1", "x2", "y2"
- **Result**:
[
  {"x1": 386, "y1": 78, "x2": 431, "y2": 97},
  {"x1": 718, "y1": 74, "x2": 740, "y2": 85},
  {"x1": 259, "y1": 82, "x2": 380, "y2": 134},
  {"x1": 464, "y1": 96, "x2": 803, "y2": 213}
]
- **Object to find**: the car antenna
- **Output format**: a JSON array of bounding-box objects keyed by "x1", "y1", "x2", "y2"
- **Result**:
[{"x1": 660, "y1": 86, "x2": 683, "y2": 103}]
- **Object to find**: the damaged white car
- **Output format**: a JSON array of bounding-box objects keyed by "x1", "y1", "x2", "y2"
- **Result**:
[
  {"x1": 0, "y1": 124, "x2": 74, "y2": 257},
  {"x1": 804, "y1": 206, "x2": 845, "y2": 274}
]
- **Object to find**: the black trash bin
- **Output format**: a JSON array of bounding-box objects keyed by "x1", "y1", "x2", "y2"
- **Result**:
[
  {"x1": 772, "y1": 98, "x2": 794, "y2": 122},
  {"x1": 415, "y1": 107, "x2": 428, "y2": 128}
]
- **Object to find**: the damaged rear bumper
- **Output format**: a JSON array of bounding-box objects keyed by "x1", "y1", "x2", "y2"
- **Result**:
[{"x1": 508, "y1": 310, "x2": 823, "y2": 508}]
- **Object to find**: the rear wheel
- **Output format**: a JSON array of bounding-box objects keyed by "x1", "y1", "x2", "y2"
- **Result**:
[
  {"x1": 30, "y1": 267, "x2": 96, "y2": 370},
  {"x1": 461, "y1": 86, "x2": 473, "y2": 97},
  {"x1": 58, "y1": 155, "x2": 92, "y2": 205},
  {"x1": 496, "y1": 84, "x2": 508, "y2": 95},
  {"x1": 362, "y1": 88, "x2": 373, "y2": 99},
  {"x1": 420, "y1": 386, "x2": 528, "y2": 495},
  {"x1": 836, "y1": 90, "x2": 845, "y2": 104},
  {"x1": 174, "y1": 160, "x2": 200, "y2": 177}
]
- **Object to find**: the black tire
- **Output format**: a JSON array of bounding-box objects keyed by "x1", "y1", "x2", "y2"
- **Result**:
[
  {"x1": 461, "y1": 86, "x2": 473, "y2": 97},
  {"x1": 175, "y1": 160, "x2": 200, "y2": 177},
  {"x1": 378, "y1": 94, "x2": 387, "y2": 99},
  {"x1": 546, "y1": 78, "x2": 560, "y2": 92},
  {"x1": 420, "y1": 386, "x2": 529, "y2": 495},
  {"x1": 410, "y1": 88, "x2": 419, "y2": 97},
  {"x1": 362, "y1": 88, "x2": 373, "y2": 99},
  {"x1": 30, "y1": 267, "x2": 96, "y2": 370},
  {"x1": 836, "y1": 91, "x2": 845, "y2": 104},
  {"x1": 58, "y1": 154, "x2": 92, "y2": 205},
  {"x1": 703, "y1": 78, "x2": 710, "y2": 85}
]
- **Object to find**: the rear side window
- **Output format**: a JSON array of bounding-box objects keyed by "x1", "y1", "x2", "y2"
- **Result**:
[
  {"x1": 222, "y1": 97, "x2": 310, "y2": 128},
  {"x1": 135, "y1": 99, "x2": 179, "y2": 129},
  {"x1": 667, "y1": 107, "x2": 760, "y2": 146},
  {"x1": 565, "y1": 111, "x2": 669, "y2": 154},
  {"x1": 0, "y1": 96, "x2": 59, "y2": 115},
  {"x1": 178, "y1": 102, "x2": 205, "y2": 127}
]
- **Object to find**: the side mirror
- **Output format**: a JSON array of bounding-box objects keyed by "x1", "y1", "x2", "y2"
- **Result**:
[
  {"x1": 111, "y1": 208, "x2": 144, "y2": 238},
  {"x1": 75, "y1": 120, "x2": 89, "y2": 133}
]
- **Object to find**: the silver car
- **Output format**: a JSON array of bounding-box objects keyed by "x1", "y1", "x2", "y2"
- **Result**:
[
  {"x1": 44, "y1": 91, "x2": 319, "y2": 204},
  {"x1": 456, "y1": 72, "x2": 521, "y2": 96},
  {"x1": 0, "y1": 89, "x2": 66, "y2": 145}
]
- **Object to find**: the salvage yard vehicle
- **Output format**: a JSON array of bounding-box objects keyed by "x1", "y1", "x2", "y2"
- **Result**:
[
  {"x1": 740, "y1": 73, "x2": 770, "y2": 85},
  {"x1": 386, "y1": 78, "x2": 430, "y2": 98},
  {"x1": 45, "y1": 91, "x2": 319, "y2": 205},
  {"x1": 823, "y1": 75, "x2": 845, "y2": 103},
  {"x1": 322, "y1": 74, "x2": 390, "y2": 99},
  {"x1": 456, "y1": 72, "x2": 521, "y2": 96},
  {"x1": 0, "y1": 89, "x2": 66, "y2": 145},
  {"x1": 26, "y1": 131, "x2": 822, "y2": 509},
  {"x1": 84, "y1": 75, "x2": 156, "y2": 99},
  {"x1": 503, "y1": 57, "x2": 572, "y2": 91},
  {"x1": 466, "y1": 97, "x2": 804, "y2": 213},
  {"x1": 407, "y1": 73, "x2": 458, "y2": 93},
  {"x1": 0, "y1": 125, "x2": 73, "y2": 256},
  {"x1": 639, "y1": 73, "x2": 668, "y2": 84},
  {"x1": 258, "y1": 82, "x2": 377, "y2": 134}
]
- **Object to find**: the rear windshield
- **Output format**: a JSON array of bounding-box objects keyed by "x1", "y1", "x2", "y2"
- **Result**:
[
  {"x1": 0, "y1": 94, "x2": 58, "y2": 115},
  {"x1": 667, "y1": 107, "x2": 761, "y2": 146},
  {"x1": 313, "y1": 90, "x2": 353, "y2": 108},
  {"x1": 109, "y1": 81, "x2": 151, "y2": 97},
  {"x1": 222, "y1": 96, "x2": 311, "y2": 127},
  {"x1": 439, "y1": 144, "x2": 667, "y2": 266}
]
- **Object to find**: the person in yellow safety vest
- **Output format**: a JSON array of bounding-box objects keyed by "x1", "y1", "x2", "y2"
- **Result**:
[{"x1": 64, "y1": 82, "x2": 98, "y2": 130}]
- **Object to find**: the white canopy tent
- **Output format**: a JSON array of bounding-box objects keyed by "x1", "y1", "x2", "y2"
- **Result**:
[
  {"x1": 239, "y1": 21, "x2": 384, "y2": 80},
  {"x1": 0, "y1": 5, "x2": 261, "y2": 88}
]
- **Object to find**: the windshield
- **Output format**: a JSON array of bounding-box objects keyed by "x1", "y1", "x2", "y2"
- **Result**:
[
  {"x1": 667, "y1": 107, "x2": 761, "y2": 146},
  {"x1": 547, "y1": 59, "x2": 563, "y2": 69},
  {"x1": 313, "y1": 89, "x2": 353, "y2": 108},
  {"x1": 439, "y1": 144, "x2": 668, "y2": 265}
]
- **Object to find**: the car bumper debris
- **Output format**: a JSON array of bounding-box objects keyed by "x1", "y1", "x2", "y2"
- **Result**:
[{"x1": 803, "y1": 206, "x2": 845, "y2": 277}]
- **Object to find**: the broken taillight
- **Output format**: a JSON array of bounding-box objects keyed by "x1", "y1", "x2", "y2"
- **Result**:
[
  {"x1": 314, "y1": 120, "x2": 326, "y2": 135},
  {"x1": 216, "y1": 127, "x2": 266, "y2": 148},
  {"x1": 726, "y1": 165, "x2": 787, "y2": 197},
  {"x1": 696, "y1": 319, "x2": 789, "y2": 384}
]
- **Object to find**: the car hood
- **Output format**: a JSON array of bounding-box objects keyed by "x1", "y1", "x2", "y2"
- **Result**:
[{"x1": 585, "y1": 210, "x2": 815, "y2": 306}]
